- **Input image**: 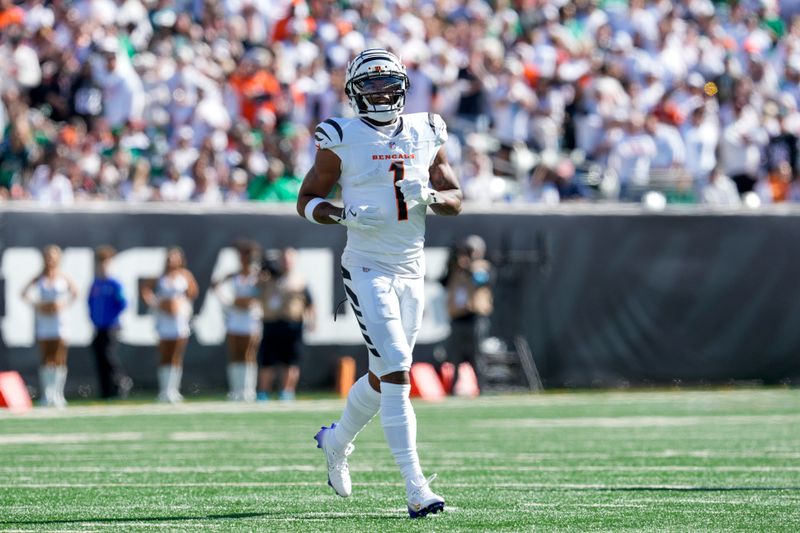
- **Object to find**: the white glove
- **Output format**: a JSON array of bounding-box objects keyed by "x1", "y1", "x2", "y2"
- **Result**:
[
  {"x1": 330, "y1": 204, "x2": 383, "y2": 230},
  {"x1": 396, "y1": 178, "x2": 441, "y2": 206}
]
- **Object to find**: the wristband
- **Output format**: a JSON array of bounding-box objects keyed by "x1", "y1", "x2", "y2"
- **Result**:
[{"x1": 304, "y1": 197, "x2": 326, "y2": 224}]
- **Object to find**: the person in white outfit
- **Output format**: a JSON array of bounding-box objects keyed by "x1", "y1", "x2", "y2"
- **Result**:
[
  {"x1": 297, "y1": 49, "x2": 463, "y2": 518},
  {"x1": 211, "y1": 240, "x2": 261, "y2": 402},
  {"x1": 141, "y1": 247, "x2": 198, "y2": 403},
  {"x1": 21, "y1": 245, "x2": 77, "y2": 408}
]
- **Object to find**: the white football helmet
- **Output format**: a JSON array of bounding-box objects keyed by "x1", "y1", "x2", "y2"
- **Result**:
[{"x1": 344, "y1": 49, "x2": 410, "y2": 123}]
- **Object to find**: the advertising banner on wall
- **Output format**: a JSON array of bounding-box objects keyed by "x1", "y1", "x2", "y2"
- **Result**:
[{"x1": 1, "y1": 204, "x2": 798, "y2": 396}]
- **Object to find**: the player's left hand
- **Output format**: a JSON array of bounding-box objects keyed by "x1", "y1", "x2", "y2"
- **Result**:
[{"x1": 396, "y1": 178, "x2": 440, "y2": 206}]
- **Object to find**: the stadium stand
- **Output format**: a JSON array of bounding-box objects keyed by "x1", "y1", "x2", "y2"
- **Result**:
[{"x1": 1, "y1": 0, "x2": 800, "y2": 206}]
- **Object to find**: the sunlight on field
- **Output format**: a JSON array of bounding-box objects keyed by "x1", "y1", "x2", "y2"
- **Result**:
[{"x1": 1, "y1": 389, "x2": 799, "y2": 532}]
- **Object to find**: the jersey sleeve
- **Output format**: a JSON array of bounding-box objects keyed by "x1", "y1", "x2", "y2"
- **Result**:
[
  {"x1": 314, "y1": 118, "x2": 345, "y2": 151},
  {"x1": 426, "y1": 112, "x2": 448, "y2": 147}
]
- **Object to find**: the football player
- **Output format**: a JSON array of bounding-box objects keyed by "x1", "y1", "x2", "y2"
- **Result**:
[{"x1": 297, "y1": 48, "x2": 462, "y2": 518}]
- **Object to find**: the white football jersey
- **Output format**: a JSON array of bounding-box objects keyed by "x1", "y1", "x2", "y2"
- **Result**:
[{"x1": 315, "y1": 112, "x2": 448, "y2": 277}]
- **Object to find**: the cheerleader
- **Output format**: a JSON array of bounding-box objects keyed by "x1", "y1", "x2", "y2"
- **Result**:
[
  {"x1": 141, "y1": 247, "x2": 198, "y2": 403},
  {"x1": 21, "y1": 245, "x2": 77, "y2": 408},
  {"x1": 211, "y1": 241, "x2": 261, "y2": 402}
]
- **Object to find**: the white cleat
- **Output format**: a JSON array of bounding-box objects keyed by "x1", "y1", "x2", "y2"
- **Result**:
[
  {"x1": 314, "y1": 423, "x2": 353, "y2": 498},
  {"x1": 407, "y1": 474, "x2": 445, "y2": 518}
]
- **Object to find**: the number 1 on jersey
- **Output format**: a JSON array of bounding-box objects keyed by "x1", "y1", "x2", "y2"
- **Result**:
[{"x1": 390, "y1": 161, "x2": 408, "y2": 221}]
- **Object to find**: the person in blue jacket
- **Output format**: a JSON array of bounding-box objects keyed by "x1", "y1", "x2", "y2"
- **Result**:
[{"x1": 88, "y1": 245, "x2": 131, "y2": 399}]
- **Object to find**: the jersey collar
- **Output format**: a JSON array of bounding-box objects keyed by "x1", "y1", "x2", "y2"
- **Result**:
[{"x1": 360, "y1": 117, "x2": 404, "y2": 137}]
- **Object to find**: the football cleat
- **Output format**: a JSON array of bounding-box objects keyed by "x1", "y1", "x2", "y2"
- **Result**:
[
  {"x1": 314, "y1": 423, "x2": 354, "y2": 498},
  {"x1": 407, "y1": 474, "x2": 445, "y2": 518}
]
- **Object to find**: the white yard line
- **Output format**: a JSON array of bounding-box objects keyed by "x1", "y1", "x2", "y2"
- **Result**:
[
  {"x1": 522, "y1": 502, "x2": 648, "y2": 508},
  {"x1": 522, "y1": 500, "x2": 786, "y2": 508},
  {"x1": 5, "y1": 481, "x2": 797, "y2": 490},
  {"x1": 472, "y1": 414, "x2": 800, "y2": 429},
  {"x1": 2, "y1": 465, "x2": 799, "y2": 475},
  {"x1": 6, "y1": 414, "x2": 794, "y2": 446},
  {"x1": 0, "y1": 400, "x2": 347, "y2": 419},
  {"x1": 429, "y1": 450, "x2": 800, "y2": 460},
  {"x1": 1, "y1": 465, "x2": 318, "y2": 473},
  {"x1": 168, "y1": 432, "x2": 244, "y2": 442},
  {"x1": 4, "y1": 482, "x2": 399, "y2": 489},
  {"x1": 0, "y1": 433, "x2": 143, "y2": 445},
  {"x1": 1, "y1": 390, "x2": 797, "y2": 420}
]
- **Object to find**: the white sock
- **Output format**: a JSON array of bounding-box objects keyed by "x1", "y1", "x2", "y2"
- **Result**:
[
  {"x1": 228, "y1": 363, "x2": 244, "y2": 401},
  {"x1": 380, "y1": 382, "x2": 424, "y2": 487},
  {"x1": 235, "y1": 363, "x2": 247, "y2": 399},
  {"x1": 39, "y1": 367, "x2": 54, "y2": 405},
  {"x1": 227, "y1": 364, "x2": 238, "y2": 399},
  {"x1": 157, "y1": 366, "x2": 171, "y2": 398},
  {"x1": 330, "y1": 374, "x2": 381, "y2": 451},
  {"x1": 243, "y1": 362, "x2": 257, "y2": 402},
  {"x1": 170, "y1": 366, "x2": 183, "y2": 398},
  {"x1": 55, "y1": 366, "x2": 68, "y2": 403}
]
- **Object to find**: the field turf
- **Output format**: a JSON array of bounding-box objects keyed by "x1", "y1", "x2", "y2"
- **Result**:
[{"x1": 1, "y1": 388, "x2": 798, "y2": 531}]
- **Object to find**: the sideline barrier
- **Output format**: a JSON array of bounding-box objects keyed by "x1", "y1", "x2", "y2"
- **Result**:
[{"x1": 1, "y1": 203, "x2": 799, "y2": 394}]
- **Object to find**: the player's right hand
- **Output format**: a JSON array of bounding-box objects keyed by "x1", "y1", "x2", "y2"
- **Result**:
[{"x1": 330, "y1": 204, "x2": 383, "y2": 230}]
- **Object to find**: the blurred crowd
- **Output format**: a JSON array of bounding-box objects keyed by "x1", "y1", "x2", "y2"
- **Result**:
[{"x1": 2, "y1": 0, "x2": 800, "y2": 206}]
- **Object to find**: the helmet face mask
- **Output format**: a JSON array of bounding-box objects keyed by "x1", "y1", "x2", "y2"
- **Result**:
[{"x1": 345, "y1": 49, "x2": 409, "y2": 123}]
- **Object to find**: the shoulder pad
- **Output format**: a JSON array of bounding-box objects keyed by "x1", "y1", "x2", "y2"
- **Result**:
[
  {"x1": 314, "y1": 118, "x2": 345, "y2": 150},
  {"x1": 426, "y1": 112, "x2": 448, "y2": 145}
]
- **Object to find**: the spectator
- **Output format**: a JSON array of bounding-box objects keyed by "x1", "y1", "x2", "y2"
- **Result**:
[
  {"x1": 0, "y1": 92, "x2": 35, "y2": 198},
  {"x1": 229, "y1": 50, "x2": 280, "y2": 126},
  {"x1": 191, "y1": 166, "x2": 223, "y2": 203},
  {"x1": 608, "y1": 112, "x2": 657, "y2": 200},
  {"x1": 225, "y1": 168, "x2": 250, "y2": 203},
  {"x1": 247, "y1": 158, "x2": 301, "y2": 202},
  {"x1": 257, "y1": 247, "x2": 314, "y2": 402},
  {"x1": 647, "y1": 112, "x2": 686, "y2": 173},
  {"x1": 169, "y1": 126, "x2": 199, "y2": 177},
  {"x1": 455, "y1": 48, "x2": 490, "y2": 131},
  {"x1": 2, "y1": 0, "x2": 800, "y2": 206},
  {"x1": 530, "y1": 76, "x2": 566, "y2": 152},
  {"x1": 0, "y1": 0, "x2": 24, "y2": 30},
  {"x1": 120, "y1": 158, "x2": 155, "y2": 202},
  {"x1": 523, "y1": 161, "x2": 561, "y2": 205},
  {"x1": 158, "y1": 162, "x2": 194, "y2": 202},
  {"x1": 141, "y1": 247, "x2": 198, "y2": 403},
  {"x1": 757, "y1": 161, "x2": 793, "y2": 203},
  {"x1": 20, "y1": 245, "x2": 78, "y2": 408},
  {"x1": 10, "y1": 30, "x2": 42, "y2": 90},
  {"x1": 488, "y1": 58, "x2": 535, "y2": 147},
  {"x1": 91, "y1": 37, "x2": 145, "y2": 130},
  {"x1": 441, "y1": 235, "x2": 493, "y2": 395},
  {"x1": 87, "y1": 245, "x2": 131, "y2": 399},
  {"x1": 403, "y1": 48, "x2": 435, "y2": 114},
  {"x1": 684, "y1": 106, "x2": 719, "y2": 182},
  {"x1": 720, "y1": 98, "x2": 769, "y2": 194},
  {"x1": 701, "y1": 167, "x2": 742, "y2": 206},
  {"x1": 28, "y1": 160, "x2": 75, "y2": 205}
]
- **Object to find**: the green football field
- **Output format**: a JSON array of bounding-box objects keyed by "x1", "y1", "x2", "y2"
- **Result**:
[{"x1": 1, "y1": 388, "x2": 798, "y2": 532}]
